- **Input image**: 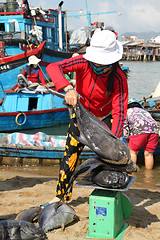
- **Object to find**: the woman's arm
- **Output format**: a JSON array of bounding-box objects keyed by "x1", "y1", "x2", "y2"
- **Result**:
[
  {"x1": 38, "y1": 68, "x2": 46, "y2": 85},
  {"x1": 23, "y1": 68, "x2": 27, "y2": 78},
  {"x1": 46, "y1": 55, "x2": 86, "y2": 91},
  {"x1": 111, "y1": 71, "x2": 128, "y2": 138}
]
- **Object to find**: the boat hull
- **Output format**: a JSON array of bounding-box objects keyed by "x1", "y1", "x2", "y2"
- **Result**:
[
  {"x1": 0, "y1": 134, "x2": 94, "y2": 161},
  {"x1": 0, "y1": 91, "x2": 70, "y2": 132},
  {"x1": 0, "y1": 109, "x2": 69, "y2": 132},
  {"x1": 148, "y1": 110, "x2": 160, "y2": 122},
  {"x1": 0, "y1": 144, "x2": 94, "y2": 160},
  {"x1": 0, "y1": 133, "x2": 159, "y2": 164}
]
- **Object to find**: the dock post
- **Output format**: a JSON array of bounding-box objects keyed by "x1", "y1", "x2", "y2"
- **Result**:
[
  {"x1": 39, "y1": 158, "x2": 43, "y2": 166},
  {"x1": 143, "y1": 54, "x2": 147, "y2": 61},
  {"x1": 153, "y1": 55, "x2": 156, "y2": 61},
  {"x1": 19, "y1": 157, "x2": 23, "y2": 166},
  {"x1": 0, "y1": 156, "x2": 3, "y2": 165}
]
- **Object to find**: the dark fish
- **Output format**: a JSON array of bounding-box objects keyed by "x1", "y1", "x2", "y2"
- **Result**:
[
  {"x1": 0, "y1": 213, "x2": 17, "y2": 221},
  {"x1": 0, "y1": 222, "x2": 6, "y2": 240},
  {"x1": 0, "y1": 220, "x2": 47, "y2": 240},
  {"x1": 71, "y1": 101, "x2": 131, "y2": 165},
  {"x1": 47, "y1": 88, "x2": 133, "y2": 166},
  {"x1": 16, "y1": 206, "x2": 42, "y2": 223},
  {"x1": 61, "y1": 157, "x2": 137, "y2": 199},
  {"x1": 91, "y1": 167, "x2": 130, "y2": 188},
  {"x1": 38, "y1": 202, "x2": 77, "y2": 233}
]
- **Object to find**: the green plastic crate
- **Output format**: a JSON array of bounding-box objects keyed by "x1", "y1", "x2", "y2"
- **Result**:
[{"x1": 86, "y1": 189, "x2": 132, "y2": 239}]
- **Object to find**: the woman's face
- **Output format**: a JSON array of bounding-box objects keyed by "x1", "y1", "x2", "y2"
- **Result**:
[{"x1": 92, "y1": 63, "x2": 112, "y2": 73}]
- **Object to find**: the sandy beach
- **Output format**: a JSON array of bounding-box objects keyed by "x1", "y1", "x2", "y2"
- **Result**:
[{"x1": 0, "y1": 165, "x2": 160, "y2": 240}]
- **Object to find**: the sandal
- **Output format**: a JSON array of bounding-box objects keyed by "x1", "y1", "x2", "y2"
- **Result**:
[{"x1": 40, "y1": 203, "x2": 50, "y2": 208}]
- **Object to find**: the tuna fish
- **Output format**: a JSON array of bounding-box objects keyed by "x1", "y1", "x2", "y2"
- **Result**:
[
  {"x1": 16, "y1": 206, "x2": 42, "y2": 223},
  {"x1": 0, "y1": 220, "x2": 47, "y2": 240},
  {"x1": 60, "y1": 157, "x2": 136, "y2": 199},
  {"x1": 71, "y1": 101, "x2": 132, "y2": 165},
  {"x1": 0, "y1": 222, "x2": 6, "y2": 240},
  {"x1": 90, "y1": 166, "x2": 130, "y2": 188},
  {"x1": 38, "y1": 202, "x2": 77, "y2": 233}
]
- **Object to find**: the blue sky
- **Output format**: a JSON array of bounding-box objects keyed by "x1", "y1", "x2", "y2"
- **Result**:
[{"x1": 2, "y1": 0, "x2": 160, "y2": 35}]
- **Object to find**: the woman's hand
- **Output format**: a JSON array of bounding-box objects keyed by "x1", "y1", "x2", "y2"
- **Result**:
[{"x1": 64, "y1": 86, "x2": 79, "y2": 107}]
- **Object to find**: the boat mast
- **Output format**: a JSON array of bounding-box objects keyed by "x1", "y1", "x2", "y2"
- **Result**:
[
  {"x1": 58, "y1": 1, "x2": 63, "y2": 51},
  {"x1": 68, "y1": 0, "x2": 117, "y2": 26}
]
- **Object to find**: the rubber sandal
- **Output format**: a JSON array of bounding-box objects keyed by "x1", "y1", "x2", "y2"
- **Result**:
[{"x1": 40, "y1": 203, "x2": 50, "y2": 208}]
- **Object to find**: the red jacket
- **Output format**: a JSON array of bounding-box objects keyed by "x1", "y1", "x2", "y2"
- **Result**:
[
  {"x1": 23, "y1": 66, "x2": 45, "y2": 85},
  {"x1": 46, "y1": 55, "x2": 128, "y2": 138}
]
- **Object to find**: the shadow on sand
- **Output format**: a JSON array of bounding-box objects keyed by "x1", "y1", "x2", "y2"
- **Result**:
[{"x1": 0, "y1": 176, "x2": 57, "y2": 191}]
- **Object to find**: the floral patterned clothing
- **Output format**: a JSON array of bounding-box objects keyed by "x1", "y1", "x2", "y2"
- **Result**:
[
  {"x1": 56, "y1": 108, "x2": 112, "y2": 201},
  {"x1": 55, "y1": 108, "x2": 85, "y2": 201},
  {"x1": 123, "y1": 107, "x2": 159, "y2": 139}
]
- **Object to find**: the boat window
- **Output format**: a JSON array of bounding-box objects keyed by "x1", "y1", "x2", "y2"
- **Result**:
[
  {"x1": 41, "y1": 26, "x2": 45, "y2": 41},
  {"x1": 46, "y1": 27, "x2": 55, "y2": 43},
  {"x1": 46, "y1": 28, "x2": 52, "y2": 38},
  {"x1": 9, "y1": 22, "x2": 15, "y2": 33},
  {"x1": 28, "y1": 97, "x2": 38, "y2": 110},
  {"x1": 0, "y1": 23, "x2": 5, "y2": 31},
  {"x1": 25, "y1": 24, "x2": 32, "y2": 34}
]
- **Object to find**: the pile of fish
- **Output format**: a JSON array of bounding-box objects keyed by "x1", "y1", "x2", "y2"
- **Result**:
[
  {"x1": 0, "y1": 220, "x2": 47, "y2": 240},
  {"x1": 59, "y1": 156, "x2": 133, "y2": 200},
  {"x1": 0, "y1": 202, "x2": 77, "y2": 239}
]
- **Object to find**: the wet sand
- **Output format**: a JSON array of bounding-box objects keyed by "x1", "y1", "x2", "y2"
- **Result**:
[{"x1": 0, "y1": 165, "x2": 160, "y2": 240}]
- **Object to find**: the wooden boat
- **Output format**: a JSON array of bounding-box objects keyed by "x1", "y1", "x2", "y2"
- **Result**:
[
  {"x1": 139, "y1": 83, "x2": 160, "y2": 122},
  {"x1": 0, "y1": 133, "x2": 94, "y2": 165},
  {"x1": 0, "y1": 40, "x2": 46, "y2": 74},
  {"x1": 0, "y1": 132, "x2": 159, "y2": 166},
  {"x1": 119, "y1": 62, "x2": 129, "y2": 74},
  {"x1": 0, "y1": 84, "x2": 70, "y2": 132},
  {"x1": 142, "y1": 98, "x2": 160, "y2": 122}
]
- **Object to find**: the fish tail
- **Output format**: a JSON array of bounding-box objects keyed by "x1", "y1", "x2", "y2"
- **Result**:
[{"x1": 126, "y1": 160, "x2": 139, "y2": 172}]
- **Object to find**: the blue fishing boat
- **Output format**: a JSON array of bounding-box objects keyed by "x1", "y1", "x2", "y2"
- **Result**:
[
  {"x1": 0, "y1": 132, "x2": 159, "y2": 165},
  {"x1": 141, "y1": 99, "x2": 160, "y2": 122},
  {"x1": 0, "y1": 82, "x2": 70, "y2": 132},
  {"x1": 0, "y1": 132, "x2": 94, "y2": 164},
  {"x1": 0, "y1": 0, "x2": 73, "y2": 90},
  {"x1": 119, "y1": 62, "x2": 129, "y2": 74}
]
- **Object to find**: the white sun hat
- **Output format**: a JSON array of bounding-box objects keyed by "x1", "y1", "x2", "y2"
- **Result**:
[
  {"x1": 83, "y1": 30, "x2": 123, "y2": 65},
  {"x1": 28, "y1": 55, "x2": 41, "y2": 65}
]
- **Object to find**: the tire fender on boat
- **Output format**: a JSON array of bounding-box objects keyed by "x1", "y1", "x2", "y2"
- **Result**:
[{"x1": 15, "y1": 112, "x2": 27, "y2": 126}]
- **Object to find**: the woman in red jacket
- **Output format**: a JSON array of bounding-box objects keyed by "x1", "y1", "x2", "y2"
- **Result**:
[
  {"x1": 46, "y1": 30, "x2": 128, "y2": 204},
  {"x1": 12, "y1": 55, "x2": 46, "y2": 91},
  {"x1": 22, "y1": 55, "x2": 46, "y2": 85}
]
